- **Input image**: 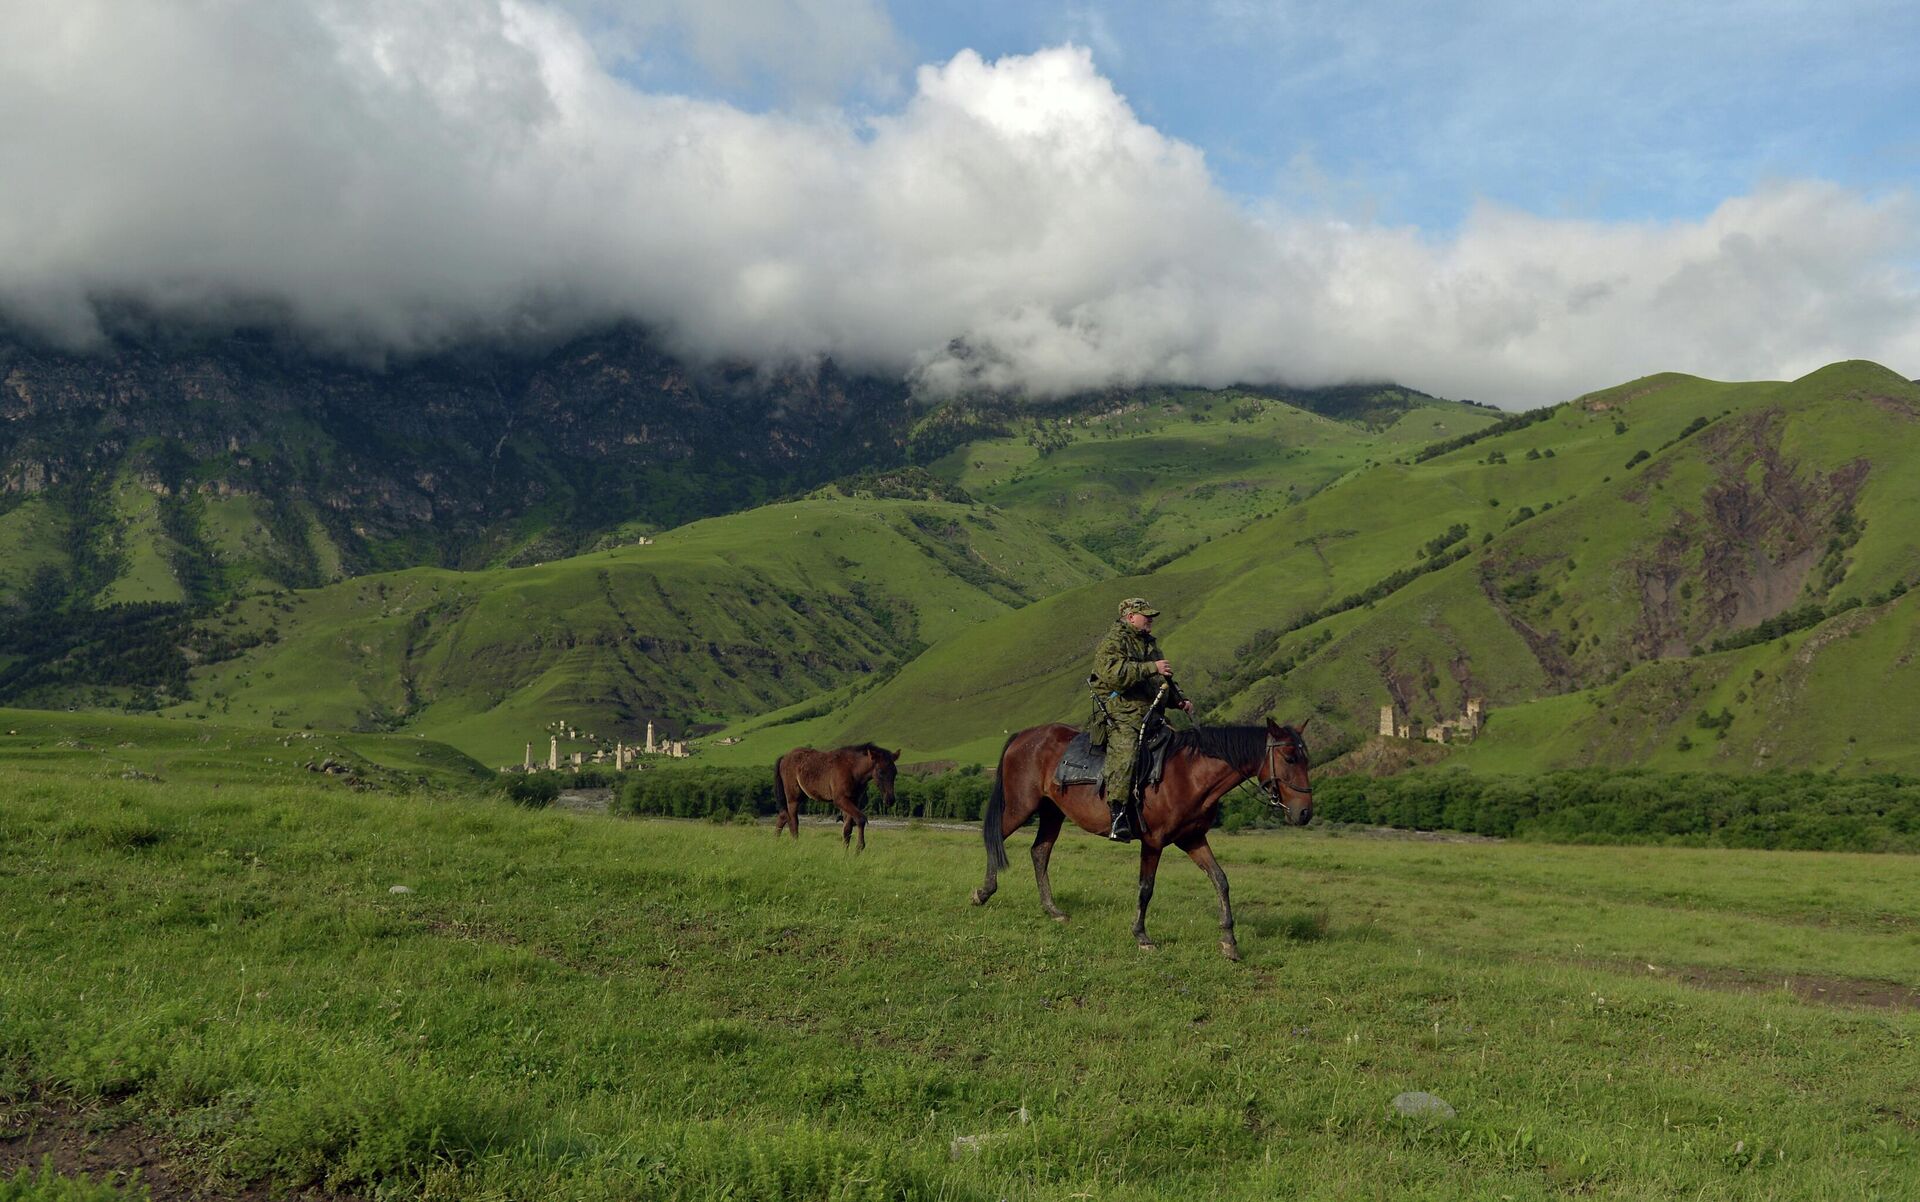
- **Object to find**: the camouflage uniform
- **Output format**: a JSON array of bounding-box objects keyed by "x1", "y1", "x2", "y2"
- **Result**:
[{"x1": 1090, "y1": 598, "x2": 1184, "y2": 810}]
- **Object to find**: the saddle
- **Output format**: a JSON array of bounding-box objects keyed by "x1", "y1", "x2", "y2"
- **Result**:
[{"x1": 1053, "y1": 721, "x2": 1175, "y2": 790}]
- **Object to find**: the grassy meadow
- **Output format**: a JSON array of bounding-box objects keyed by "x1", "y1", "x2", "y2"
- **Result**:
[
  {"x1": 0, "y1": 707, "x2": 490, "y2": 790},
  {"x1": 3, "y1": 770, "x2": 1917, "y2": 1200}
]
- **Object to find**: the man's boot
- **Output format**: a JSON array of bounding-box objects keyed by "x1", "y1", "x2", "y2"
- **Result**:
[{"x1": 1106, "y1": 791, "x2": 1134, "y2": 841}]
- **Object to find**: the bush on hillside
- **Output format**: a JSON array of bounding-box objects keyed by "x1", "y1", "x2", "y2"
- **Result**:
[{"x1": 501, "y1": 775, "x2": 559, "y2": 808}]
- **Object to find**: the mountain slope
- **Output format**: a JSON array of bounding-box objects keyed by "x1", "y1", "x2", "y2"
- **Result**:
[
  {"x1": 2, "y1": 325, "x2": 1465, "y2": 610},
  {"x1": 11, "y1": 349, "x2": 1915, "y2": 779},
  {"x1": 0, "y1": 324, "x2": 914, "y2": 605},
  {"x1": 154, "y1": 493, "x2": 1111, "y2": 762},
  {"x1": 926, "y1": 385, "x2": 1493, "y2": 569},
  {"x1": 1452, "y1": 584, "x2": 1920, "y2": 775},
  {"x1": 718, "y1": 361, "x2": 1918, "y2": 768}
]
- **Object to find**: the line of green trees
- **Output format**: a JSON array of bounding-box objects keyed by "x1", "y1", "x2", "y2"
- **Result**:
[
  {"x1": 1303, "y1": 768, "x2": 1920, "y2": 852},
  {"x1": 587, "y1": 762, "x2": 1919, "y2": 853},
  {"x1": 1705, "y1": 578, "x2": 1912, "y2": 654},
  {"x1": 1411, "y1": 403, "x2": 1561, "y2": 463}
]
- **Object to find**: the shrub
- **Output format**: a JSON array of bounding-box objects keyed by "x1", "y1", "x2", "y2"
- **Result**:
[
  {"x1": 500, "y1": 775, "x2": 559, "y2": 809},
  {"x1": 1298, "y1": 768, "x2": 1920, "y2": 852}
]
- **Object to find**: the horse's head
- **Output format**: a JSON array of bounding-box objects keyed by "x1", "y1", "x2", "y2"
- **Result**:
[
  {"x1": 1259, "y1": 717, "x2": 1314, "y2": 826},
  {"x1": 871, "y1": 746, "x2": 901, "y2": 808}
]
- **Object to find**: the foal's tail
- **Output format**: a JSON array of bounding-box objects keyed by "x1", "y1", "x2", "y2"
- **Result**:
[
  {"x1": 982, "y1": 733, "x2": 1016, "y2": 872},
  {"x1": 772, "y1": 756, "x2": 788, "y2": 815}
]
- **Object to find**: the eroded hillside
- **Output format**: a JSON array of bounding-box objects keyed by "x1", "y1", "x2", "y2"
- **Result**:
[{"x1": 732, "y1": 362, "x2": 1918, "y2": 770}]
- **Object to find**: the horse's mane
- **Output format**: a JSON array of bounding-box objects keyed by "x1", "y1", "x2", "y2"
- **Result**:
[
  {"x1": 835, "y1": 742, "x2": 891, "y2": 759},
  {"x1": 1168, "y1": 724, "x2": 1271, "y2": 767}
]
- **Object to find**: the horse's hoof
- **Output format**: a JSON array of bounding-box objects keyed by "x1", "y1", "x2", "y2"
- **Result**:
[
  {"x1": 1135, "y1": 939, "x2": 1158, "y2": 952},
  {"x1": 970, "y1": 889, "x2": 991, "y2": 906},
  {"x1": 1046, "y1": 910, "x2": 1069, "y2": 924},
  {"x1": 1220, "y1": 941, "x2": 1242, "y2": 962}
]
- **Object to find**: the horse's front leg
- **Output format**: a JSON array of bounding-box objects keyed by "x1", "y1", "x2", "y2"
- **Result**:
[
  {"x1": 1133, "y1": 845, "x2": 1163, "y2": 950},
  {"x1": 1179, "y1": 834, "x2": 1239, "y2": 961}
]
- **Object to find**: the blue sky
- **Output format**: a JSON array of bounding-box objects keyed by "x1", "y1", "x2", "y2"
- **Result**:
[{"x1": 620, "y1": 0, "x2": 1920, "y2": 233}]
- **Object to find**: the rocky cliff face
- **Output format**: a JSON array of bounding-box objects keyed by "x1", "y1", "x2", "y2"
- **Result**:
[{"x1": 0, "y1": 324, "x2": 914, "y2": 598}]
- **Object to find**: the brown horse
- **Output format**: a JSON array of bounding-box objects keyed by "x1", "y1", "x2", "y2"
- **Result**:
[
  {"x1": 970, "y1": 718, "x2": 1312, "y2": 959},
  {"x1": 772, "y1": 743, "x2": 900, "y2": 850}
]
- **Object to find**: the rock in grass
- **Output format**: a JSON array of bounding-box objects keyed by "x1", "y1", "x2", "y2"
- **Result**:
[
  {"x1": 949, "y1": 1133, "x2": 1007, "y2": 1158},
  {"x1": 1391, "y1": 1091, "x2": 1456, "y2": 1120},
  {"x1": 389, "y1": 885, "x2": 414, "y2": 894}
]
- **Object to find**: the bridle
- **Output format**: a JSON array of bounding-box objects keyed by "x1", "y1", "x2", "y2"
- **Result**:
[{"x1": 1257, "y1": 728, "x2": 1312, "y2": 814}]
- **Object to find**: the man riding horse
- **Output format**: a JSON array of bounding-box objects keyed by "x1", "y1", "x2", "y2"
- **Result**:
[{"x1": 1091, "y1": 596, "x2": 1194, "y2": 841}]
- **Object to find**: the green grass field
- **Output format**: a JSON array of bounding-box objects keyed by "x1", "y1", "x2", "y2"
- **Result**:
[
  {"x1": 0, "y1": 707, "x2": 491, "y2": 790},
  {"x1": 3, "y1": 771, "x2": 1915, "y2": 1199}
]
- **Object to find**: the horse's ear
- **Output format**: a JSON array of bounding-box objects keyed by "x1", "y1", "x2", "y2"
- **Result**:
[
  {"x1": 889, "y1": 748, "x2": 901, "y2": 761},
  {"x1": 1265, "y1": 716, "x2": 1282, "y2": 732},
  {"x1": 1298, "y1": 716, "x2": 1312, "y2": 736}
]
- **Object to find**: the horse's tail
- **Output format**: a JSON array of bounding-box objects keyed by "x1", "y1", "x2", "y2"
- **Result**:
[
  {"x1": 982, "y1": 733, "x2": 1017, "y2": 872},
  {"x1": 773, "y1": 756, "x2": 788, "y2": 815}
]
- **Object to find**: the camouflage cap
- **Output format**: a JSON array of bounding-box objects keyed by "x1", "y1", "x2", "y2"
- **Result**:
[{"x1": 1117, "y1": 597, "x2": 1160, "y2": 618}]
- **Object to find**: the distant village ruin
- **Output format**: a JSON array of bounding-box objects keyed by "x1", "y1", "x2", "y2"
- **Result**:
[
  {"x1": 1380, "y1": 697, "x2": 1485, "y2": 744},
  {"x1": 499, "y1": 718, "x2": 690, "y2": 774}
]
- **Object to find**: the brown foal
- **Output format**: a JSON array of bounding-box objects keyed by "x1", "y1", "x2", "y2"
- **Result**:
[{"x1": 772, "y1": 743, "x2": 900, "y2": 850}]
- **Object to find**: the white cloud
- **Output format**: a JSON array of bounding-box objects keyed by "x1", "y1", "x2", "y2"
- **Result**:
[
  {"x1": 558, "y1": 0, "x2": 904, "y2": 101},
  {"x1": 1, "y1": 0, "x2": 1915, "y2": 407}
]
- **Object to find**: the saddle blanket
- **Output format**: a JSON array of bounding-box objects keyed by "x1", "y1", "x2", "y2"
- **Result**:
[{"x1": 1053, "y1": 725, "x2": 1173, "y2": 789}]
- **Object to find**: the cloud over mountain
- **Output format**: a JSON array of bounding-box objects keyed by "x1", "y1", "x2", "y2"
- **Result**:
[{"x1": 3, "y1": 0, "x2": 1916, "y2": 406}]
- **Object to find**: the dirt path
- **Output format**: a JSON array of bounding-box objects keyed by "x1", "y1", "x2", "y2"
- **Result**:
[
  {"x1": 0, "y1": 1094, "x2": 362, "y2": 1201},
  {"x1": 1601, "y1": 959, "x2": 1920, "y2": 1012}
]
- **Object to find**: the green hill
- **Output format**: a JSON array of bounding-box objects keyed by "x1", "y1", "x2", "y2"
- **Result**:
[
  {"x1": 1452, "y1": 583, "x2": 1920, "y2": 775},
  {"x1": 724, "y1": 362, "x2": 1918, "y2": 771},
  {"x1": 926, "y1": 385, "x2": 1493, "y2": 569},
  {"x1": 8, "y1": 383, "x2": 1477, "y2": 766},
  {"x1": 145, "y1": 493, "x2": 1112, "y2": 764},
  {"x1": 9, "y1": 359, "x2": 1916, "y2": 780}
]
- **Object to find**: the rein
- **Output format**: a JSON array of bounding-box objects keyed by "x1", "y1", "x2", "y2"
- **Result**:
[{"x1": 1221, "y1": 730, "x2": 1311, "y2": 812}]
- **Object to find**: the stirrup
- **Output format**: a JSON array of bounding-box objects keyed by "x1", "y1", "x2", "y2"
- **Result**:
[{"x1": 1106, "y1": 808, "x2": 1134, "y2": 842}]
